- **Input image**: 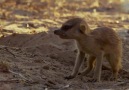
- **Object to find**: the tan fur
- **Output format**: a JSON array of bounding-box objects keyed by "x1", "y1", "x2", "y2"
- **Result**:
[{"x1": 54, "y1": 17, "x2": 122, "y2": 82}]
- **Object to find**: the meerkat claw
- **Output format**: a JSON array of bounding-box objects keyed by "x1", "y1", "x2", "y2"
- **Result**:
[
  {"x1": 88, "y1": 78, "x2": 98, "y2": 82},
  {"x1": 64, "y1": 75, "x2": 74, "y2": 80}
]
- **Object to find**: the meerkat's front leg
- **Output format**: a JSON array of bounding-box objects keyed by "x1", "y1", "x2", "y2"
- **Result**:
[
  {"x1": 78, "y1": 55, "x2": 96, "y2": 75},
  {"x1": 65, "y1": 51, "x2": 85, "y2": 80}
]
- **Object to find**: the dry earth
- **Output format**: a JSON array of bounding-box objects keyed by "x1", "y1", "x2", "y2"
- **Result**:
[{"x1": 0, "y1": 0, "x2": 129, "y2": 90}]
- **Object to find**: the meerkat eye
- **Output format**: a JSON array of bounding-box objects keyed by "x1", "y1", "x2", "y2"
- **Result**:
[
  {"x1": 61, "y1": 25, "x2": 73, "y2": 31},
  {"x1": 78, "y1": 29, "x2": 83, "y2": 34}
]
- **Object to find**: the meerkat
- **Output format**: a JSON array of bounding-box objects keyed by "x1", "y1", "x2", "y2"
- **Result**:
[{"x1": 54, "y1": 17, "x2": 122, "y2": 82}]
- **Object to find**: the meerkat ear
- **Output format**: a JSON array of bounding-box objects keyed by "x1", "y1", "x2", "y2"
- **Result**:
[
  {"x1": 80, "y1": 23, "x2": 90, "y2": 34},
  {"x1": 79, "y1": 24, "x2": 86, "y2": 33},
  {"x1": 80, "y1": 24, "x2": 86, "y2": 30}
]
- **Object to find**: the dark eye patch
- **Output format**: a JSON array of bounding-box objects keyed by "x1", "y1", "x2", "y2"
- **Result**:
[
  {"x1": 61, "y1": 25, "x2": 73, "y2": 31},
  {"x1": 78, "y1": 29, "x2": 83, "y2": 34}
]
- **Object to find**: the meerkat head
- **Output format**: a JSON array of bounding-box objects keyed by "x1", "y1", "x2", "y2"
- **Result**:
[{"x1": 54, "y1": 17, "x2": 90, "y2": 39}]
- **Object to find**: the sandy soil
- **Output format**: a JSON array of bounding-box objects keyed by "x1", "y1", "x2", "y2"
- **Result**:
[{"x1": 0, "y1": 0, "x2": 129, "y2": 90}]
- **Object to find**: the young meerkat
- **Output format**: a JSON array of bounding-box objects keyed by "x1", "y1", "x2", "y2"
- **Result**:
[{"x1": 54, "y1": 17, "x2": 122, "y2": 82}]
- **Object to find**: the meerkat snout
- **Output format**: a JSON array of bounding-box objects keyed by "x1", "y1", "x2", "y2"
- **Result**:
[
  {"x1": 54, "y1": 29, "x2": 60, "y2": 35},
  {"x1": 54, "y1": 29, "x2": 67, "y2": 38}
]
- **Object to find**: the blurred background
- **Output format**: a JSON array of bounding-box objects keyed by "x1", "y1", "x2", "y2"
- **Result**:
[
  {"x1": 0, "y1": 0, "x2": 129, "y2": 35},
  {"x1": 0, "y1": 0, "x2": 127, "y2": 20},
  {"x1": 0, "y1": 0, "x2": 128, "y2": 16}
]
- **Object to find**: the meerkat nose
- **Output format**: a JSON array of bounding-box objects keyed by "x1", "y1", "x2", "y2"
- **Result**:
[{"x1": 54, "y1": 30, "x2": 58, "y2": 35}]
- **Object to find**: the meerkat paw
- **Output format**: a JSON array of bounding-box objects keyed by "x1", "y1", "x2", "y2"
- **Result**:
[
  {"x1": 78, "y1": 72, "x2": 84, "y2": 75},
  {"x1": 109, "y1": 76, "x2": 117, "y2": 81},
  {"x1": 87, "y1": 76, "x2": 100, "y2": 82},
  {"x1": 78, "y1": 71, "x2": 87, "y2": 76},
  {"x1": 78, "y1": 71, "x2": 93, "y2": 76},
  {"x1": 87, "y1": 78, "x2": 98, "y2": 82},
  {"x1": 64, "y1": 75, "x2": 74, "y2": 80}
]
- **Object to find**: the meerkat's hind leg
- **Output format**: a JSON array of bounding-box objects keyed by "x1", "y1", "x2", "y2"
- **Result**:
[
  {"x1": 90, "y1": 51, "x2": 104, "y2": 82},
  {"x1": 106, "y1": 54, "x2": 122, "y2": 81}
]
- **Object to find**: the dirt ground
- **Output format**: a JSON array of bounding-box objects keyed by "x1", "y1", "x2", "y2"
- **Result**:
[{"x1": 0, "y1": 0, "x2": 129, "y2": 90}]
